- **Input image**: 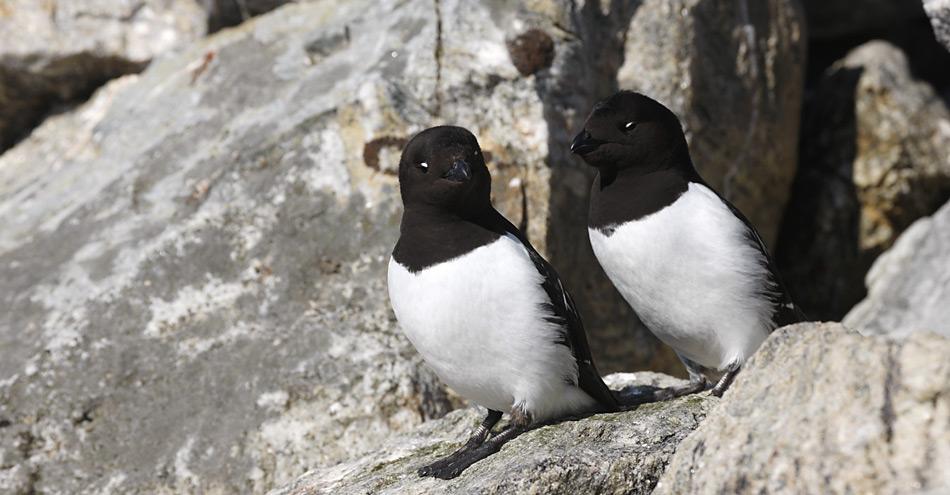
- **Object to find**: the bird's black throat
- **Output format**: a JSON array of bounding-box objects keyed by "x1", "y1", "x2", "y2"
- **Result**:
[
  {"x1": 588, "y1": 165, "x2": 700, "y2": 233},
  {"x1": 392, "y1": 204, "x2": 508, "y2": 272}
]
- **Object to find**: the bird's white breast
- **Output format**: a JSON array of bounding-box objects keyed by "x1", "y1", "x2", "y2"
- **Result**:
[
  {"x1": 387, "y1": 234, "x2": 596, "y2": 419},
  {"x1": 588, "y1": 182, "x2": 774, "y2": 371}
]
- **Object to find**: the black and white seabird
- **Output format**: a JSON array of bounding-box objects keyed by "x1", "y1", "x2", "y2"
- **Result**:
[
  {"x1": 388, "y1": 126, "x2": 617, "y2": 479},
  {"x1": 570, "y1": 91, "x2": 805, "y2": 399}
]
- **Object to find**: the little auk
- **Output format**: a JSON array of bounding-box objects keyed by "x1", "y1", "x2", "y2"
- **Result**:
[
  {"x1": 388, "y1": 125, "x2": 617, "y2": 479},
  {"x1": 571, "y1": 91, "x2": 805, "y2": 399}
]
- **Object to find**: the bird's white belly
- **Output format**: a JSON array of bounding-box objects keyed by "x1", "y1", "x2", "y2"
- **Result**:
[
  {"x1": 588, "y1": 183, "x2": 774, "y2": 371},
  {"x1": 387, "y1": 235, "x2": 595, "y2": 419}
]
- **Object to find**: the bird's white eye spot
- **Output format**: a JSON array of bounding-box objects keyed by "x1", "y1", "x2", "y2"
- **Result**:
[
  {"x1": 419, "y1": 162, "x2": 428, "y2": 169},
  {"x1": 624, "y1": 121, "x2": 636, "y2": 130},
  {"x1": 473, "y1": 148, "x2": 479, "y2": 156}
]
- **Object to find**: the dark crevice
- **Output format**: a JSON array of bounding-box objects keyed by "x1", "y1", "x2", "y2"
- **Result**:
[
  {"x1": 203, "y1": 0, "x2": 293, "y2": 33},
  {"x1": 0, "y1": 53, "x2": 147, "y2": 154},
  {"x1": 432, "y1": 0, "x2": 444, "y2": 115},
  {"x1": 881, "y1": 343, "x2": 899, "y2": 445}
]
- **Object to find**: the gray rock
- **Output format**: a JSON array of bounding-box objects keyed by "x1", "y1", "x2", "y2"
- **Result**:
[
  {"x1": 0, "y1": 0, "x2": 686, "y2": 492},
  {"x1": 268, "y1": 373, "x2": 715, "y2": 495},
  {"x1": 656, "y1": 322, "x2": 950, "y2": 494},
  {"x1": 777, "y1": 40, "x2": 950, "y2": 320},
  {"x1": 845, "y1": 200, "x2": 950, "y2": 338},
  {"x1": 0, "y1": 0, "x2": 208, "y2": 151},
  {"x1": 924, "y1": 0, "x2": 950, "y2": 51},
  {"x1": 617, "y1": 0, "x2": 807, "y2": 246},
  {"x1": 273, "y1": 323, "x2": 950, "y2": 495},
  {"x1": 803, "y1": 0, "x2": 925, "y2": 39},
  {"x1": 0, "y1": 0, "x2": 810, "y2": 492}
]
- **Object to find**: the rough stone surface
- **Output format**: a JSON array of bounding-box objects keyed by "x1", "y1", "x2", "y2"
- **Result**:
[
  {"x1": 924, "y1": 0, "x2": 950, "y2": 51},
  {"x1": 777, "y1": 41, "x2": 950, "y2": 321},
  {"x1": 272, "y1": 323, "x2": 950, "y2": 495},
  {"x1": 0, "y1": 0, "x2": 812, "y2": 492},
  {"x1": 845, "y1": 200, "x2": 950, "y2": 338},
  {"x1": 656, "y1": 323, "x2": 950, "y2": 494},
  {"x1": 269, "y1": 373, "x2": 715, "y2": 495},
  {"x1": 803, "y1": 0, "x2": 925, "y2": 39},
  {"x1": 617, "y1": 0, "x2": 806, "y2": 246},
  {"x1": 0, "y1": 0, "x2": 209, "y2": 151}
]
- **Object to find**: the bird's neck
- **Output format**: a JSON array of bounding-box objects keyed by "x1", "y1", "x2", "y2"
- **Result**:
[
  {"x1": 393, "y1": 203, "x2": 504, "y2": 271},
  {"x1": 589, "y1": 162, "x2": 699, "y2": 231}
]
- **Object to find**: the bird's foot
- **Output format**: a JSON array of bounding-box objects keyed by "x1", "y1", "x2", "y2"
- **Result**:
[
  {"x1": 616, "y1": 378, "x2": 707, "y2": 406},
  {"x1": 710, "y1": 366, "x2": 740, "y2": 397},
  {"x1": 420, "y1": 423, "x2": 530, "y2": 479},
  {"x1": 418, "y1": 450, "x2": 468, "y2": 478}
]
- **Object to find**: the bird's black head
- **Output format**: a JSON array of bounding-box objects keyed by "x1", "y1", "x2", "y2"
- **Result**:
[
  {"x1": 571, "y1": 91, "x2": 690, "y2": 174},
  {"x1": 398, "y1": 126, "x2": 491, "y2": 215}
]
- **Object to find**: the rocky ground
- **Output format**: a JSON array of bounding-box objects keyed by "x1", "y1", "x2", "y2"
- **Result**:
[
  {"x1": 272, "y1": 323, "x2": 950, "y2": 495},
  {"x1": 1, "y1": 1, "x2": 948, "y2": 494}
]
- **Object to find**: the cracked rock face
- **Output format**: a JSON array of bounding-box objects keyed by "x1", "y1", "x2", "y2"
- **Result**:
[
  {"x1": 269, "y1": 373, "x2": 715, "y2": 495},
  {"x1": 845, "y1": 200, "x2": 950, "y2": 338},
  {"x1": 656, "y1": 323, "x2": 950, "y2": 494},
  {"x1": 0, "y1": 0, "x2": 209, "y2": 151},
  {"x1": 777, "y1": 41, "x2": 950, "y2": 321}
]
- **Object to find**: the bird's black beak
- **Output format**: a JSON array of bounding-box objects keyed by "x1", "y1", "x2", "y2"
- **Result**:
[
  {"x1": 442, "y1": 159, "x2": 471, "y2": 182},
  {"x1": 570, "y1": 130, "x2": 603, "y2": 156}
]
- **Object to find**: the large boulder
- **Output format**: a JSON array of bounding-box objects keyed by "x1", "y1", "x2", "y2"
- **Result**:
[
  {"x1": 272, "y1": 323, "x2": 950, "y2": 495},
  {"x1": 845, "y1": 200, "x2": 950, "y2": 338},
  {"x1": 656, "y1": 323, "x2": 950, "y2": 494},
  {"x1": 924, "y1": 0, "x2": 950, "y2": 51},
  {"x1": 617, "y1": 0, "x2": 806, "y2": 246},
  {"x1": 269, "y1": 373, "x2": 714, "y2": 495},
  {"x1": 777, "y1": 41, "x2": 950, "y2": 320},
  {"x1": 0, "y1": 0, "x2": 208, "y2": 151}
]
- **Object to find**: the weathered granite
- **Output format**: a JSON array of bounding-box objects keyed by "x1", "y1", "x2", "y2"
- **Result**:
[
  {"x1": 657, "y1": 323, "x2": 950, "y2": 494},
  {"x1": 845, "y1": 200, "x2": 950, "y2": 338},
  {"x1": 269, "y1": 373, "x2": 715, "y2": 495}
]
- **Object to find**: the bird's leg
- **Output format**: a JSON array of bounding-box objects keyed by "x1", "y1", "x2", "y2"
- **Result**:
[
  {"x1": 650, "y1": 374, "x2": 707, "y2": 402},
  {"x1": 418, "y1": 409, "x2": 502, "y2": 477},
  {"x1": 422, "y1": 407, "x2": 534, "y2": 480},
  {"x1": 619, "y1": 353, "x2": 707, "y2": 405},
  {"x1": 710, "y1": 363, "x2": 740, "y2": 397}
]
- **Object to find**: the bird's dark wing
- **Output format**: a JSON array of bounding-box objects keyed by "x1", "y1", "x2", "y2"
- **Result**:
[
  {"x1": 487, "y1": 210, "x2": 619, "y2": 411},
  {"x1": 712, "y1": 189, "x2": 807, "y2": 328}
]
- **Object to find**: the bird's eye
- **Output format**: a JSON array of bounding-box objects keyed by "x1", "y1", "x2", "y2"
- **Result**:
[
  {"x1": 418, "y1": 162, "x2": 428, "y2": 173},
  {"x1": 623, "y1": 121, "x2": 637, "y2": 131}
]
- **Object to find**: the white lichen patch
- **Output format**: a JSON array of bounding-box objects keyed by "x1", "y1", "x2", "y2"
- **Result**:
[
  {"x1": 174, "y1": 436, "x2": 199, "y2": 488},
  {"x1": 256, "y1": 390, "x2": 290, "y2": 411},
  {"x1": 144, "y1": 276, "x2": 248, "y2": 338},
  {"x1": 176, "y1": 321, "x2": 257, "y2": 359}
]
